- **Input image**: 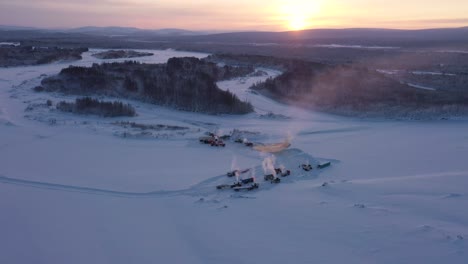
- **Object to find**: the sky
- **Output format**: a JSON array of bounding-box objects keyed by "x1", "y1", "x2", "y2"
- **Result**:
[{"x1": 1, "y1": 0, "x2": 468, "y2": 31}]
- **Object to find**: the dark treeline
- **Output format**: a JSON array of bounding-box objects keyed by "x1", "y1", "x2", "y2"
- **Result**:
[
  {"x1": 40, "y1": 57, "x2": 254, "y2": 114},
  {"x1": 92, "y1": 50, "x2": 154, "y2": 59},
  {"x1": 0, "y1": 45, "x2": 88, "y2": 67},
  {"x1": 112, "y1": 121, "x2": 188, "y2": 131},
  {"x1": 206, "y1": 54, "x2": 328, "y2": 72},
  {"x1": 57, "y1": 97, "x2": 136, "y2": 117}
]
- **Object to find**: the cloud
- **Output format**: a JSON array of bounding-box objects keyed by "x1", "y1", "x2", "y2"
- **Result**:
[
  {"x1": 374, "y1": 18, "x2": 468, "y2": 29},
  {"x1": 399, "y1": 18, "x2": 468, "y2": 25}
]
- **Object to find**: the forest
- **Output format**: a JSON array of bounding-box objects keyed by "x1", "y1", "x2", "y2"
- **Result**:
[
  {"x1": 56, "y1": 97, "x2": 136, "y2": 117},
  {"x1": 0, "y1": 45, "x2": 88, "y2": 67},
  {"x1": 250, "y1": 61, "x2": 468, "y2": 118},
  {"x1": 39, "y1": 57, "x2": 254, "y2": 114}
]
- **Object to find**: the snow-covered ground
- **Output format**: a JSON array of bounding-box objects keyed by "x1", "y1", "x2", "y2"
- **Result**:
[
  {"x1": 407, "y1": 82, "x2": 438, "y2": 91},
  {"x1": 313, "y1": 44, "x2": 400, "y2": 49},
  {"x1": 411, "y1": 71, "x2": 457, "y2": 76},
  {"x1": 1, "y1": 49, "x2": 468, "y2": 264}
]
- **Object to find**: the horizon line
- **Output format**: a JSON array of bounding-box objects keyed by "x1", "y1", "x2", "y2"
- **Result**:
[{"x1": 1, "y1": 24, "x2": 468, "y2": 33}]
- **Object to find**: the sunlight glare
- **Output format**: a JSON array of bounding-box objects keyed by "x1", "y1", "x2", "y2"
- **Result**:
[{"x1": 278, "y1": 1, "x2": 321, "y2": 31}]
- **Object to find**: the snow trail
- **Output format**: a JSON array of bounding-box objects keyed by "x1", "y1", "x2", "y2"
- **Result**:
[
  {"x1": 0, "y1": 148, "x2": 333, "y2": 198},
  {"x1": 352, "y1": 170, "x2": 468, "y2": 184}
]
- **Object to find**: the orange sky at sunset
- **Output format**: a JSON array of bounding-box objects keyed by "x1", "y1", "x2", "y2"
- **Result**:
[{"x1": 1, "y1": 0, "x2": 468, "y2": 31}]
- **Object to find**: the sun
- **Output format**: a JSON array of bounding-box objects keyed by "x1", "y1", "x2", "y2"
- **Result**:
[
  {"x1": 278, "y1": 1, "x2": 322, "y2": 31},
  {"x1": 288, "y1": 16, "x2": 307, "y2": 31}
]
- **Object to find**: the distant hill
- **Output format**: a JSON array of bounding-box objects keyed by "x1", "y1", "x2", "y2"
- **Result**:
[
  {"x1": 1, "y1": 25, "x2": 467, "y2": 51},
  {"x1": 2, "y1": 25, "x2": 467, "y2": 43},
  {"x1": 0, "y1": 25, "x2": 204, "y2": 37},
  {"x1": 0, "y1": 25, "x2": 39, "y2": 31},
  {"x1": 66, "y1": 26, "x2": 201, "y2": 37},
  {"x1": 174, "y1": 27, "x2": 468, "y2": 44},
  {"x1": 68, "y1": 26, "x2": 143, "y2": 35}
]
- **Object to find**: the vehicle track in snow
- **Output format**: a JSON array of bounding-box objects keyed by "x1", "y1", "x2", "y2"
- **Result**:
[
  {"x1": 0, "y1": 149, "x2": 336, "y2": 199},
  {"x1": 351, "y1": 170, "x2": 468, "y2": 184}
]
